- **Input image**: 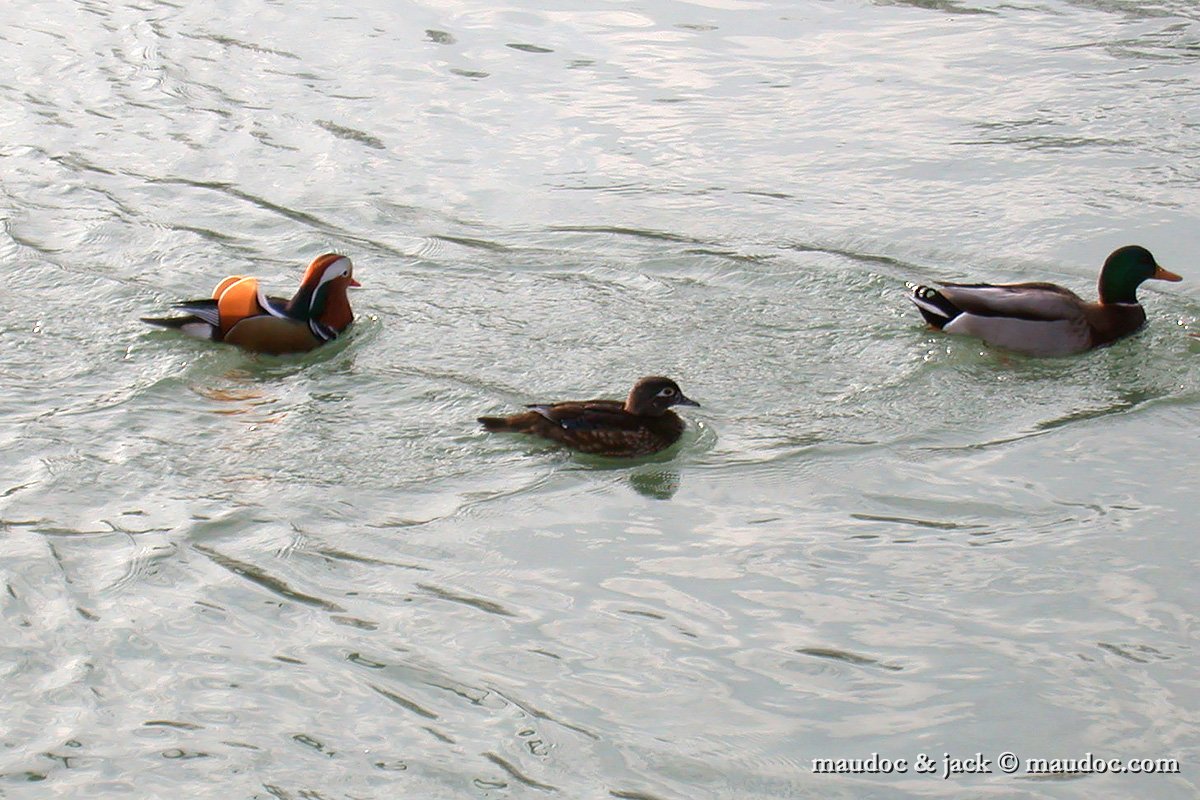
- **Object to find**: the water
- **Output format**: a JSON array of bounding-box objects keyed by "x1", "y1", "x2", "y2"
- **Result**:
[{"x1": 1, "y1": 0, "x2": 1198, "y2": 797}]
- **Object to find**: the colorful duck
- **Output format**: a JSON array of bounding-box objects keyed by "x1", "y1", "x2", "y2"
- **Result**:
[
  {"x1": 142, "y1": 253, "x2": 360, "y2": 355},
  {"x1": 478, "y1": 376, "x2": 700, "y2": 457},
  {"x1": 909, "y1": 245, "x2": 1182, "y2": 356}
]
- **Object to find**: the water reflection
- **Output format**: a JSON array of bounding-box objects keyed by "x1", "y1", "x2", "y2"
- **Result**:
[{"x1": 628, "y1": 468, "x2": 682, "y2": 500}]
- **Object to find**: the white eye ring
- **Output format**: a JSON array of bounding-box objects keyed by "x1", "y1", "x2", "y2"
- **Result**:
[{"x1": 658, "y1": 387, "x2": 676, "y2": 397}]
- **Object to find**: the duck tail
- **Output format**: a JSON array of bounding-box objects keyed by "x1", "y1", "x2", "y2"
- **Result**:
[
  {"x1": 140, "y1": 315, "x2": 217, "y2": 340},
  {"x1": 908, "y1": 285, "x2": 961, "y2": 330},
  {"x1": 141, "y1": 315, "x2": 199, "y2": 330},
  {"x1": 478, "y1": 416, "x2": 516, "y2": 432}
]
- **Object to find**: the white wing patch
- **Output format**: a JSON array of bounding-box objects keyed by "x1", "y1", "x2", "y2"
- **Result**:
[{"x1": 259, "y1": 286, "x2": 289, "y2": 319}]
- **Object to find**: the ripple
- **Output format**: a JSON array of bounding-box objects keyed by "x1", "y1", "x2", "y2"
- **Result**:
[
  {"x1": 481, "y1": 751, "x2": 558, "y2": 791},
  {"x1": 795, "y1": 646, "x2": 905, "y2": 672},
  {"x1": 314, "y1": 119, "x2": 387, "y2": 150},
  {"x1": 416, "y1": 582, "x2": 517, "y2": 618},
  {"x1": 506, "y1": 43, "x2": 554, "y2": 54},
  {"x1": 192, "y1": 544, "x2": 345, "y2": 613}
]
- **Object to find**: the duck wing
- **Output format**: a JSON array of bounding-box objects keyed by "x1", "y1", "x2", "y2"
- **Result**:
[
  {"x1": 937, "y1": 282, "x2": 1087, "y2": 322},
  {"x1": 527, "y1": 400, "x2": 641, "y2": 431},
  {"x1": 168, "y1": 298, "x2": 222, "y2": 327},
  {"x1": 167, "y1": 279, "x2": 296, "y2": 338},
  {"x1": 259, "y1": 294, "x2": 295, "y2": 319}
]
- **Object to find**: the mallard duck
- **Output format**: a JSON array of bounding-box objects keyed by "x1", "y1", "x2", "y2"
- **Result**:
[
  {"x1": 478, "y1": 376, "x2": 700, "y2": 457},
  {"x1": 909, "y1": 245, "x2": 1181, "y2": 356},
  {"x1": 142, "y1": 253, "x2": 360, "y2": 355}
]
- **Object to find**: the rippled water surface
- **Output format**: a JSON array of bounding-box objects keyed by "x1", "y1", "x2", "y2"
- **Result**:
[{"x1": 2, "y1": 0, "x2": 1199, "y2": 797}]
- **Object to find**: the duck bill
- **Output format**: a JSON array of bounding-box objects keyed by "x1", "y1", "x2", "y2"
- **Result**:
[
  {"x1": 675, "y1": 395, "x2": 701, "y2": 408},
  {"x1": 349, "y1": 278, "x2": 362, "y2": 287},
  {"x1": 1153, "y1": 265, "x2": 1182, "y2": 282}
]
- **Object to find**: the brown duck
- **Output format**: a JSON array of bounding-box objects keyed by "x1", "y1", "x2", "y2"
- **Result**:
[{"x1": 478, "y1": 376, "x2": 700, "y2": 457}]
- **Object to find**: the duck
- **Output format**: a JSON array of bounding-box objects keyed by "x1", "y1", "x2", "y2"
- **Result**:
[
  {"x1": 142, "y1": 253, "x2": 360, "y2": 355},
  {"x1": 478, "y1": 376, "x2": 700, "y2": 457},
  {"x1": 908, "y1": 245, "x2": 1182, "y2": 357}
]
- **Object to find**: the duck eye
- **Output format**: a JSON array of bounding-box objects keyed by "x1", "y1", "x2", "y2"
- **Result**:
[{"x1": 658, "y1": 387, "x2": 676, "y2": 397}]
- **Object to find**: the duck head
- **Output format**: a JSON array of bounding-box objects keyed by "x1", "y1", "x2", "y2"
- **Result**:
[
  {"x1": 625, "y1": 376, "x2": 700, "y2": 416},
  {"x1": 1099, "y1": 245, "x2": 1181, "y2": 304},
  {"x1": 287, "y1": 253, "x2": 360, "y2": 330}
]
